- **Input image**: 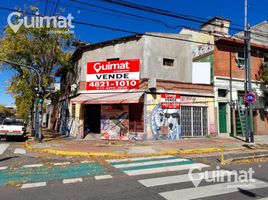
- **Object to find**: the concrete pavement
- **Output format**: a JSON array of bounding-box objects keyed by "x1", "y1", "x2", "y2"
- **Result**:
[{"x1": 25, "y1": 130, "x2": 268, "y2": 158}]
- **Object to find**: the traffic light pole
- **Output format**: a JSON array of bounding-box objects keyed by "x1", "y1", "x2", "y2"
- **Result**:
[{"x1": 0, "y1": 59, "x2": 43, "y2": 142}]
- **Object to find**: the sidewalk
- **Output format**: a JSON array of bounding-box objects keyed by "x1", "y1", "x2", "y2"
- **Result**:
[{"x1": 25, "y1": 130, "x2": 268, "y2": 158}]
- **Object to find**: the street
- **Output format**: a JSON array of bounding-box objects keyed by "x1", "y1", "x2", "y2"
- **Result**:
[{"x1": 1, "y1": 140, "x2": 268, "y2": 200}]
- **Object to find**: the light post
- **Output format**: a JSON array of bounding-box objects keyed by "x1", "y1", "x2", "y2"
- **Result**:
[{"x1": 0, "y1": 59, "x2": 43, "y2": 142}]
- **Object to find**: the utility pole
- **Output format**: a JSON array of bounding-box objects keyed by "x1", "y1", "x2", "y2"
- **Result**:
[
  {"x1": 244, "y1": 0, "x2": 254, "y2": 143},
  {"x1": 0, "y1": 59, "x2": 43, "y2": 142},
  {"x1": 244, "y1": 0, "x2": 249, "y2": 143},
  {"x1": 247, "y1": 27, "x2": 254, "y2": 143}
]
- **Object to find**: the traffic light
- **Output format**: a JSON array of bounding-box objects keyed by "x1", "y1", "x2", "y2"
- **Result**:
[
  {"x1": 36, "y1": 91, "x2": 44, "y2": 104},
  {"x1": 37, "y1": 96, "x2": 44, "y2": 104}
]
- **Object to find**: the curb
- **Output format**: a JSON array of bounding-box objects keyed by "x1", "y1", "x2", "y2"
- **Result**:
[
  {"x1": 224, "y1": 154, "x2": 268, "y2": 164},
  {"x1": 24, "y1": 140, "x2": 249, "y2": 159}
]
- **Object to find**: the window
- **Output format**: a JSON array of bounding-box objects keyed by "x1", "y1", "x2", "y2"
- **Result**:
[
  {"x1": 218, "y1": 89, "x2": 227, "y2": 97},
  {"x1": 181, "y1": 106, "x2": 208, "y2": 137},
  {"x1": 107, "y1": 58, "x2": 119, "y2": 61},
  {"x1": 235, "y1": 52, "x2": 245, "y2": 68},
  {"x1": 163, "y1": 58, "x2": 174, "y2": 67}
]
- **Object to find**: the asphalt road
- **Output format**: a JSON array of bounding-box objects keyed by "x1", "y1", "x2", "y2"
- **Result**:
[{"x1": 1, "y1": 140, "x2": 268, "y2": 200}]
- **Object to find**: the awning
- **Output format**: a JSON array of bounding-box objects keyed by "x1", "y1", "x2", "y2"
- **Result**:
[{"x1": 71, "y1": 92, "x2": 144, "y2": 104}]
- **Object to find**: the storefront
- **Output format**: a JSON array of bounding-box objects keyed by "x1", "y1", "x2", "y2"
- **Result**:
[
  {"x1": 146, "y1": 93, "x2": 215, "y2": 139},
  {"x1": 71, "y1": 92, "x2": 144, "y2": 140}
]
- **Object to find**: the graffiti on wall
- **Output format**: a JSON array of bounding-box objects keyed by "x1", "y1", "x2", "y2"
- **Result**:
[
  {"x1": 151, "y1": 104, "x2": 181, "y2": 140},
  {"x1": 100, "y1": 104, "x2": 129, "y2": 140}
]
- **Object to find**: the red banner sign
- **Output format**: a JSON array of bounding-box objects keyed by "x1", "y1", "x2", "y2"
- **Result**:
[
  {"x1": 161, "y1": 94, "x2": 181, "y2": 109},
  {"x1": 86, "y1": 59, "x2": 140, "y2": 90}
]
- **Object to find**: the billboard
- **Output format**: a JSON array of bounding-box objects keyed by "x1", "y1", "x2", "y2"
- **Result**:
[{"x1": 86, "y1": 59, "x2": 140, "y2": 90}]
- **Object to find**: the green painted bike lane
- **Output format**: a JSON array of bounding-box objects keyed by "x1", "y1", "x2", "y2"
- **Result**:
[{"x1": 0, "y1": 163, "x2": 108, "y2": 185}]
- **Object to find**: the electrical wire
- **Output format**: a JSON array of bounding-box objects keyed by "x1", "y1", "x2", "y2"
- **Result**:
[
  {"x1": 52, "y1": 0, "x2": 60, "y2": 15},
  {"x1": 92, "y1": 0, "x2": 243, "y2": 32}
]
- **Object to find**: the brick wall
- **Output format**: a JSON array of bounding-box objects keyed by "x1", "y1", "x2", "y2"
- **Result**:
[{"x1": 214, "y1": 42, "x2": 264, "y2": 80}]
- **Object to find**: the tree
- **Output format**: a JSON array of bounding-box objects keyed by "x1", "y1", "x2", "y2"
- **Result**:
[
  {"x1": 0, "y1": 104, "x2": 15, "y2": 119},
  {"x1": 0, "y1": 6, "x2": 74, "y2": 135}
]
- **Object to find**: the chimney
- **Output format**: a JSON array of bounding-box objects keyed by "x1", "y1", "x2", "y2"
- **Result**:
[{"x1": 200, "y1": 17, "x2": 231, "y2": 35}]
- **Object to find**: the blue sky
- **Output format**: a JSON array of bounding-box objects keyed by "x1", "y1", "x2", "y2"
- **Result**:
[{"x1": 0, "y1": 0, "x2": 268, "y2": 105}]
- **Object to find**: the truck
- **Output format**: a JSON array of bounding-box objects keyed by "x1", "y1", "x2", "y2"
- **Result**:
[{"x1": 0, "y1": 118, "x2": 27, "y2": 140}]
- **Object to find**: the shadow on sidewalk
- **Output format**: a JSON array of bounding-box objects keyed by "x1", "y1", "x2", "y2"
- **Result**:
[{"x1": 41, "y1": 129, "x2": 69, "y2": 142}]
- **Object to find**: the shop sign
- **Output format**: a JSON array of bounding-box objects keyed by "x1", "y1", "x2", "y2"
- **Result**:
[
  {"x1": 161, "y1": 94, "x2": 181, "y2": 109},
  {"x1": 86, "y1": 59, "x2": 140, "y2": 90}
]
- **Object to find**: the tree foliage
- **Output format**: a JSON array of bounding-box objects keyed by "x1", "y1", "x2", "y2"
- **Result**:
[
  {"x1": 0, "y1": 6, "x2": 74, "y2": 121},
  {"x1": 0, "y1": 105, "x2": 15, "y2": 118}
]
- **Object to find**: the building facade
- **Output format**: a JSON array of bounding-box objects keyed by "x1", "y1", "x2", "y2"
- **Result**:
[
  {"x1": 181, "y1": 17, "x2": 268, "y2": 136},
  {"x1": 60, "y1": 33, "x2": 216, "y2": 140}
]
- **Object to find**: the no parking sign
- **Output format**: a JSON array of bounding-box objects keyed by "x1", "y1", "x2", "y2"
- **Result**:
[{"x1": 244, "y1": 92, "x2": 256, "y2": 104}]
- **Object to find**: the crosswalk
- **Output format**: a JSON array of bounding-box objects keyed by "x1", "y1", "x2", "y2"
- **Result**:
[
  {"x1": 0, "y1": 144, "x2": 10, "y2": 155},
  {"x1": 0, "y1": 143, "x2": 26, "y2": 155},
  {"x1": 107, "y1": 155, "x2": 209, "y2": 176},
  {"x1": 107, "y1": 155, "x2": 268, "y2": 200}
]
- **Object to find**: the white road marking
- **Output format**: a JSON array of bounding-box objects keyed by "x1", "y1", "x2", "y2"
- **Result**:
[
  {"x1": 94, "y1": 175, "x2": 113, "y2": 180},
  {"x1": 124, "y1": 163, "x2": 209, "y2": 176},
  {"x1": 14, "y1": 148, "x2": 26, "y2": 154},
  {"x1": 113, "y1": 158, "x2": 189, "y2": 168},
  {"x1": 159, "y1": 179, "x2": 268, "y2": 200},
  {"x1": 21, "y1": 182, "x2": 47, "y2": 189},
  {"x1": 54, "y1": 162, "x2": 71, "y2": 166},
  {"x1": 0, "y1": 166, "x2": 8, "y2": 170},
  {"x1": 0, "y1": 144, "x2": 10, "y2": 155},
  {"x1": 258, "y1": 198, "x2": 268, "y2": 200},
  {"x1": 23, "y1": 164, "x2": 44, "y2": 168},
  {"x1": 81, "y1": 160, "x2": 92, "y2": 164},
  {"x1": 107, "y1": 155, "x2": 175, "y2": 163},
  {"x1": 139, "y1": 170, "x2": 234, "y2": 187},
  {"x1": 63, "y1": 178, "x2": 83, "y2": 184}
]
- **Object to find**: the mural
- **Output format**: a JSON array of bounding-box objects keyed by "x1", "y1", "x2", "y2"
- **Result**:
[
  {"x1": 151, "y1": 104, "x2": 181, "y2": 140},
  {"x1": 146, "y1": 93, "x2": 216, "y2": 139},
  {"x1": 100, "y1": 104, "x2": 129, "y2": 140}
]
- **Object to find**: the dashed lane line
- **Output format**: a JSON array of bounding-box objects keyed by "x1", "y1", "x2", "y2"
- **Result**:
[
  {"x1": 54, "y1": 162, "x2": 71, "y2": 166},
  {"x1": 14, "y1": 148, "x2": 26, "y2": 154},
  {"x1": 94, "y1": 175, "x2": 113, "y2": 180},
  {"x1": 21, "y1": 182, "x2": 47, "y2": 189},
  {"x1": 63, "y1": 178, "x2": 83, "y2": 184},
  {"x1": 23, "y1": 164, "x2": 44, "y2": 168}
]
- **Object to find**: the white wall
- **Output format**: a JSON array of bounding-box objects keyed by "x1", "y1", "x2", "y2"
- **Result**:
[{"x1": 192, "y1": 62, "x2": 211, "y2": 84}]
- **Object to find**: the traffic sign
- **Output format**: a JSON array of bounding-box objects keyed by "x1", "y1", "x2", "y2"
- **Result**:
[{"x1": 244, "y1": 92, "x2": 256, "y2": 104}]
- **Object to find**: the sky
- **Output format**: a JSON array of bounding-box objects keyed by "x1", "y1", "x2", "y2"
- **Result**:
[{"x1": 0, "y1": 0, "x2": 268, "y2": 106}]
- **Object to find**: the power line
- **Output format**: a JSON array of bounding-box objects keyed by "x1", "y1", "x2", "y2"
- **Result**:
[
  {"x1": 0, "y1": 5, "x2": 266, "y2": 54},
  {"x1": 52, "y1": 0, "x2": 60, "y2": 15},
  {"x1": 44, "y1": 0, "x2": 49, "y2": 15},
  {"x1": 0, "y1": 5, "x2": 212, "y2": 46},
  {"x1": 93, "y1": 0, "x2": 244, "y2": 32},
  {"x1": 68, "y1": 0, "x2": 251, "y2": 41},
  {"x1": 72, "y1": 0, "x2": 268, "y2": 40},
  {"x1": 69, "y1": 0, "x2": 177, "y2": 30}
]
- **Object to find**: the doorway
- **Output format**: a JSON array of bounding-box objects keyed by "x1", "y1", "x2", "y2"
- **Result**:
[
  {"x1": 84, "y1": 104, "x2": 101, "y2": 134},
  {"x1": 219, "y1": 103, "x2": 227, "y2": 133}
]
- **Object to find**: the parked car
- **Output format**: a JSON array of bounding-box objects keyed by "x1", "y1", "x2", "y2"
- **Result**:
[{"x1": 0, "y1": 118, "x2": 27, "y2": 140}]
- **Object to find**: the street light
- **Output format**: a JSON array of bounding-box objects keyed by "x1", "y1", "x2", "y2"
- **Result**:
[{"x1": 0, "y1": 59, "x2": 43, "y2": 142}]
